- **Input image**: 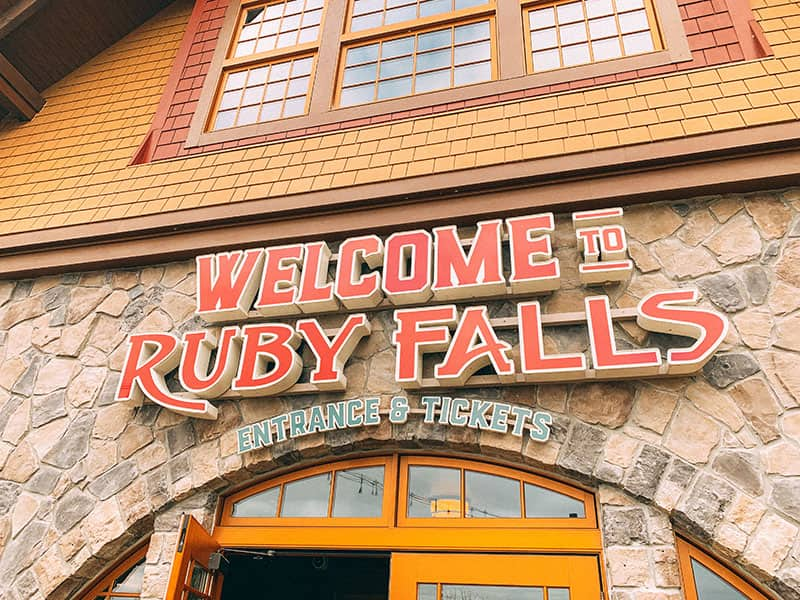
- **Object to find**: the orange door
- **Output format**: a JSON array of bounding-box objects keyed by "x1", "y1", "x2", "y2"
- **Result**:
[
  {"x1": 165, "y1": 515, "x2": 223, "y2": 600},
  {"x1": 389, "y1": 553, "x2": 603, "y2": 600}
]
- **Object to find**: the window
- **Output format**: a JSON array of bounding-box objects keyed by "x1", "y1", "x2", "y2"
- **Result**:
[
  {"x1": 677, "y1": 538, "x2": 771, "y2": 600},
  {"x1": 188, "y1": 0, "x2": 689, "y2": 146},
  {"x1": 77, "y1": 544, "x2": 148, "y2": 600}
]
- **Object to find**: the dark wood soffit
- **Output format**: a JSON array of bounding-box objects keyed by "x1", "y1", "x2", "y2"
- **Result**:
[
  {"x1": 0, "y1": 123, "x2": 798, "y2": 278},
  {"x1": 0, "y1": 0, "x2": 47, "y2": 39}
]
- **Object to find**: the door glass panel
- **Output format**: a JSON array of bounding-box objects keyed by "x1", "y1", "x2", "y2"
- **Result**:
[
  {"x1": 408, "y1": 466, "x2": 461, "y2": 518},
  {"x1": 188, "y1": 563, "x2": 209, "y2": 592},
  {"x1": 548, "y1": 588, "x2": 571, "y2": 600},
  {"x1": 280, "y1": 472, "x2": 332, "y2": 517},
  {"x1": 418, "y1": 583, "x2": 438, "y2": 600},
  {"x1": 524, "y1": 483, "x2": 585, "y2": 518},
  {"x1": 691, "y1": 559, "x2": 748, "y2": 600},
  {"x1": 232, "y1": 486, "x2": 279, "y2": 517},
  {"x1": 465, "y1": 470, "x2": 521, "y2": 518},
  {"x1": 332, "y1": 466, "x2": 385, "y2": 517},
  {"x1": 442, "y1": 585, "x2": 544, "y2": 599}
]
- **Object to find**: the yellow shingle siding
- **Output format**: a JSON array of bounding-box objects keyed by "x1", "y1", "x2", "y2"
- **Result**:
[{"x1": 0, "y1": 0, "x2": 798, "y2": 235}]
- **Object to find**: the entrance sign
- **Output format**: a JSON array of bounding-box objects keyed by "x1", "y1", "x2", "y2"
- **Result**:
[
  {"x1": 116, "y1": 208, "x2": 728, "y2": 420},
  {"x1": 234, "y1": 395, "x2": 553, "y2": 454}
]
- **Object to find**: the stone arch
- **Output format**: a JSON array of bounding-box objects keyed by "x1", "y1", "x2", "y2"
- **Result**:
[{"x1": 40, "y1": 390, "x2": 798, "y2": 600}]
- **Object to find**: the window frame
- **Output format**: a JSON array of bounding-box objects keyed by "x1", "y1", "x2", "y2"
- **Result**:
[
  {"x1": 77, "y1": 543, "x2": 149, "y2": 600},
  {"x1": 676, "y1": 537, "x2": 772, "y2": 600},
  {"x1": 186, "y1": 0, "x2": 690, "y2": 148}
]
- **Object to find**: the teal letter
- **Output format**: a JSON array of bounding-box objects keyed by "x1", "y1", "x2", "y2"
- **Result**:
[
  {"x1": 439, "y1": 397, "x2": 452, "y2": 424},
  {"x1": 390, "y1": 396, "x2": 409, "y2": 424},
  {"x1": 468, "y1": 400, "x2": 492, "y2": 429},
  {"x1": 450, "y1": 398, "x2": 470, "y2": 427},
  {"x1": 308, "y1": 405, "x2": 327, "y2": 433},
  {"x1": 289, "y1": 410, "x2": 308, "y2": 437},
  {"x1": 327, "y1": 401, "x2": 346, "y2": 430},
  {"x1": 252, "y1": 420, "x2": 272, "y2": 449},
  {"x1": 237, "y1": 427, "x2": 253, "y2": 453},
  {"x1": 364, "y1": 397, "x2": 381, "y2": 425},
  {"x1": 510, "y1": 405, "x2": 533, "y2": 437},
  {"x1": 489, "y1": 402, "x2": 511, "y2": 433},
  {"x1": 421, "y1": 396, "x2": 440, "y2": 423},
  {"x1": 347, "y1": 399, "x2": 365, "y2": 427},
  {"x1": 272, "y1": 414, "x2": 290, "y2": 442},
  {"x1": 529, "y1": 411, "x2": 553, "y2": 442}
]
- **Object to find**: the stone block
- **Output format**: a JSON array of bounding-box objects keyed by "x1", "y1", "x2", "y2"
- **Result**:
[
  {"x1": 557, "y1": 422, "x2": 606, "y2": 478},
  {"x1": 697, "y1": 274, "x2": 747, "y2": 313},
  {"x1": 623, "y1": 444, "x2": 670, "y2": 501},
  {"x1": 711, "y1": 451, "x2": 763, "y2": 495},
  {"x1": 664, "y1": 404, "x2": 719, "y2": 464},
  {"x1": 702, "y1": 353, "x2": 760, "y2": 388},
  {"x1": 676, "y1": 474, "x2": 734, "y2": 538},
  {"x1": 603, "y1": 507, "x2": 649, "y2": 545},
  {"x1": 703, "y1": 213, "x2": 762, "y2": 265},
  {"x1": 743, "y1": 513, "x2": 798, "y2": 576}
]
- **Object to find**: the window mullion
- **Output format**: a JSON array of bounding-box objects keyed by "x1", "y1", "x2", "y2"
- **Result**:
[
  {"x1": 308, "y1": 0, "x2": 350, "y2": 114},
  {"x1": 496, "y1": 0, "x2": 527, "y2": 78}
]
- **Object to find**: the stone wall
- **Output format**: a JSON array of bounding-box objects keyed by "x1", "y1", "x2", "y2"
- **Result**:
[{"x1": 0, "y1": 189, "x2": 799, "y2": 600}]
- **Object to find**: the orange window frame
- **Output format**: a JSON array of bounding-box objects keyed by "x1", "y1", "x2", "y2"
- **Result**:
[
  {"x1": 333, "y1": 12, "x2": 500, "y2": 108},
  {"x1": 521, "y1": 0, "x2": 664, "y2": 74},
  {"x1": 676, "y1": 537, "x2": 772, "y2": 600},
  {"x1": 397, "y1": 455, "x2": 597, "y2": 529},
  {"x1": 221, "y1": 455, "x2": 397, "y2": 527},
  {"x1": 77, "y1": 543, "x2": 148, "y2": 600},
  {"x1": 206, "y1": 0, "x2": 327, "y2": 131}
]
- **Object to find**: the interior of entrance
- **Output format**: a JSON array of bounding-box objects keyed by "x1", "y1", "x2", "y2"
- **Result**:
[{"x1": 220, "y1": 551, "x2": 390, "y2": 600}]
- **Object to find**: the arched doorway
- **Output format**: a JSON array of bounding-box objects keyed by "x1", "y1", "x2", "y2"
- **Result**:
[{"x1": 167, "y1": 455, "x2": 606, "y2": 599}]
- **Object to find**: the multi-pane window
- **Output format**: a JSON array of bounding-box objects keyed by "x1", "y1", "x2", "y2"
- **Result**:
[
  {"x1": 211, "y1": 0, "x2": 323, "y2": 130},
  {"x1": 526, "y1": 0, "x2": 659, "y2": 72},
  {"x1": 202, "y1": 0, "x2": 673, "y2": 136},
  {"x1": 676, "y1": 538, "x2": 771, "y2": 600},
  {"x1": 338, "y1": 0, "x2": 496, "y2": 106},
  {"x1": 339, "y1": 20, "x2": 493, "y2": 106}
]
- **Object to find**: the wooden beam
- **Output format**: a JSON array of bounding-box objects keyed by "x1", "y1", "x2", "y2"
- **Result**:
[
  {"x1": 0, "y1": 51, "x2": 43, "y2": 118},
  {"x1": 0, "y1": 0, "x2": 49, "y2": 39}
]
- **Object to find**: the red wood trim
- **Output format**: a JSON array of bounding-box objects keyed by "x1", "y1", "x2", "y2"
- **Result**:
[
  {"x1": 130, "y1": 0, "x2": 210, "y2": 165},
  {"x1": 727, "y1": 0, "x2": 770, "y2": 60},
  {"x1": 749, "y1": 19, "x2": 772, "y2": 57}
]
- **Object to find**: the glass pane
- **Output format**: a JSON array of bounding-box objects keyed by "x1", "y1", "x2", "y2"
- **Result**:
[
  {"x1": 619, "y1": 10, "x2": 649, "y2": 33},
  {"x1": 532, "y1": 49, "x2": 561, "y2": 71},
  {"x1": 455, "y1": 40, "x2": 490, "y2": 65},
  {"x1": 442, "y1": 585, "x2": 544, "y2": 599},
  {"x1": 589, "y1": 16, "x2": 618, "y2": 39},
  {"x1": 562, "y1": 43, "x2": 590, "y2": 66},
  {"x1": 524, "y1": 483, "x2": 586, "y2": 518},
  {"x1": 586, "y1": 0, "x2": 613, "y2": 17},
  {"x1": 530, "y1": 7, "x2": 556, "y2": 29},
  {"x1": 455, "y1": 21, "x2": 489, "y2": 44},
  {"x1": 341, "y1": 83, "x2": 376, "y2": 106},
  {"x1": 287, "y1": 75, "x2": 310, "y2": 96},
  {"x1": 456, "y1": 0, "x2": 486, "y2": 7},
  {"x1": 354, "y1": 0, "x2": 383, "y2": 15},
  {"x1": 378, "y1": 76, "x2": 413, "y2": 99},
  {"x1": 691, "y1": 559, "x2": 748, "y2": 600},
  {"x1": 249, "y1": 66, "x2": 269, "y2": 86},
  {"x1": 270, "y1": 62, "x2": 291, "y2": 81},
  {"x1": 225, "y1": 71, "x2": 248, "y2": 91},
  {"x1": 283, "y1": 96, "x2": 307, "y2": 117},
  {"x1": 408, "y1": 466, "x2": 461, "y2": 518},
  {"x1": 232, "y1": 486, "x2": 279, "y2": 517},
  {"x1": 560, "y1": 22, "x2": 588, "y2": 44},
  {"x1": 623, "y1": 31, "x2": 654, "y2": 54},
  {"x1": 557, "y1": 2, "x2": 584, "y2": 24},
  {"x1": 454, "y1": 61, "x2": 491, "y2": 85},
  {"x1": 235, "y1": 40, "x2": 256, "y2": 57},
  {"x1": 237, "y1": 105, "x2": 259, "y2": 126},
  {"x1": 420, "y1": 0, "x2": 450, "y2": 17},
  {"x1": 352, "y1": 12, "x2": 383, "y2": 30},
  {"x1": 260, "y1": 101, "x2": 283, "y2": 121},
  {"x1": 465, "y1": 470, "x2": 521, "y2": 518},
  {"x1": 242, "y1": 86, "x2": 264, "y2": 105},
  {"x1": 548, "y1": 589, "x2": 570, "y2": 600},
  {"x1": 383, "y1": 36, "x2": 415, "y2": 57},
  {"x1": 214, "y1": 109, "x2": 237, "y2": 130},
  {"x1": 616, "y1": 0, "x2": 645, "y2": 9},
  {"x1": 417, "y1": 48, "x2": 452, "y2": 71},
  {"x1": 532, "y1": 28, "x2": 558, "y2": 50},
  {"x1": 332, "y1": 466, "x2": 385, "y2": 517},
  {"x1": 280, "y1": 473, "x2": 332, "y2": 517},
  {"x1": 380, "y1": 56, "x2": 414, "y2": 78},
  {"x1": 189, "y1": 563, "x2": 209, "y2": 592},
  {"x1": 415, "y1": 68, "x2": 451, "y2": 92},
  {"x1": 386, "y1": 4, "x2": 416, "y2": 24},
  {"x1": 347, "y1": 43, "x2": 380, "y2": 65},
  {"x1": 246, "y1": 7, "x2": 264, "y2": 23},
  {"x1": 344, "y1": 63, "x2": 378, "y2": 86},
  {"x1": 293, "y1": 56, "x2": 314, "y2": 76},
  {"x1": 186, "y1": 593, "x2": 206, "y2": 600},
  {"x1": 220, "y1": 90, "x2": 241, "y2": 110},
  {"x1": 419, "y1": 29, "x2": 452, "y2": 51},
  {"x1": 111, "y1": 559, "x2": 145, "y2": 592},
  {"x1": 592, "y1": 36, "x2": 622, "y2": 60},
  {"x1": 418, "y1": 583, "x2": 438, "y2": 600},
  {"x1": 265, "y1": 82, "x2": 285, "y2": 100}
]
